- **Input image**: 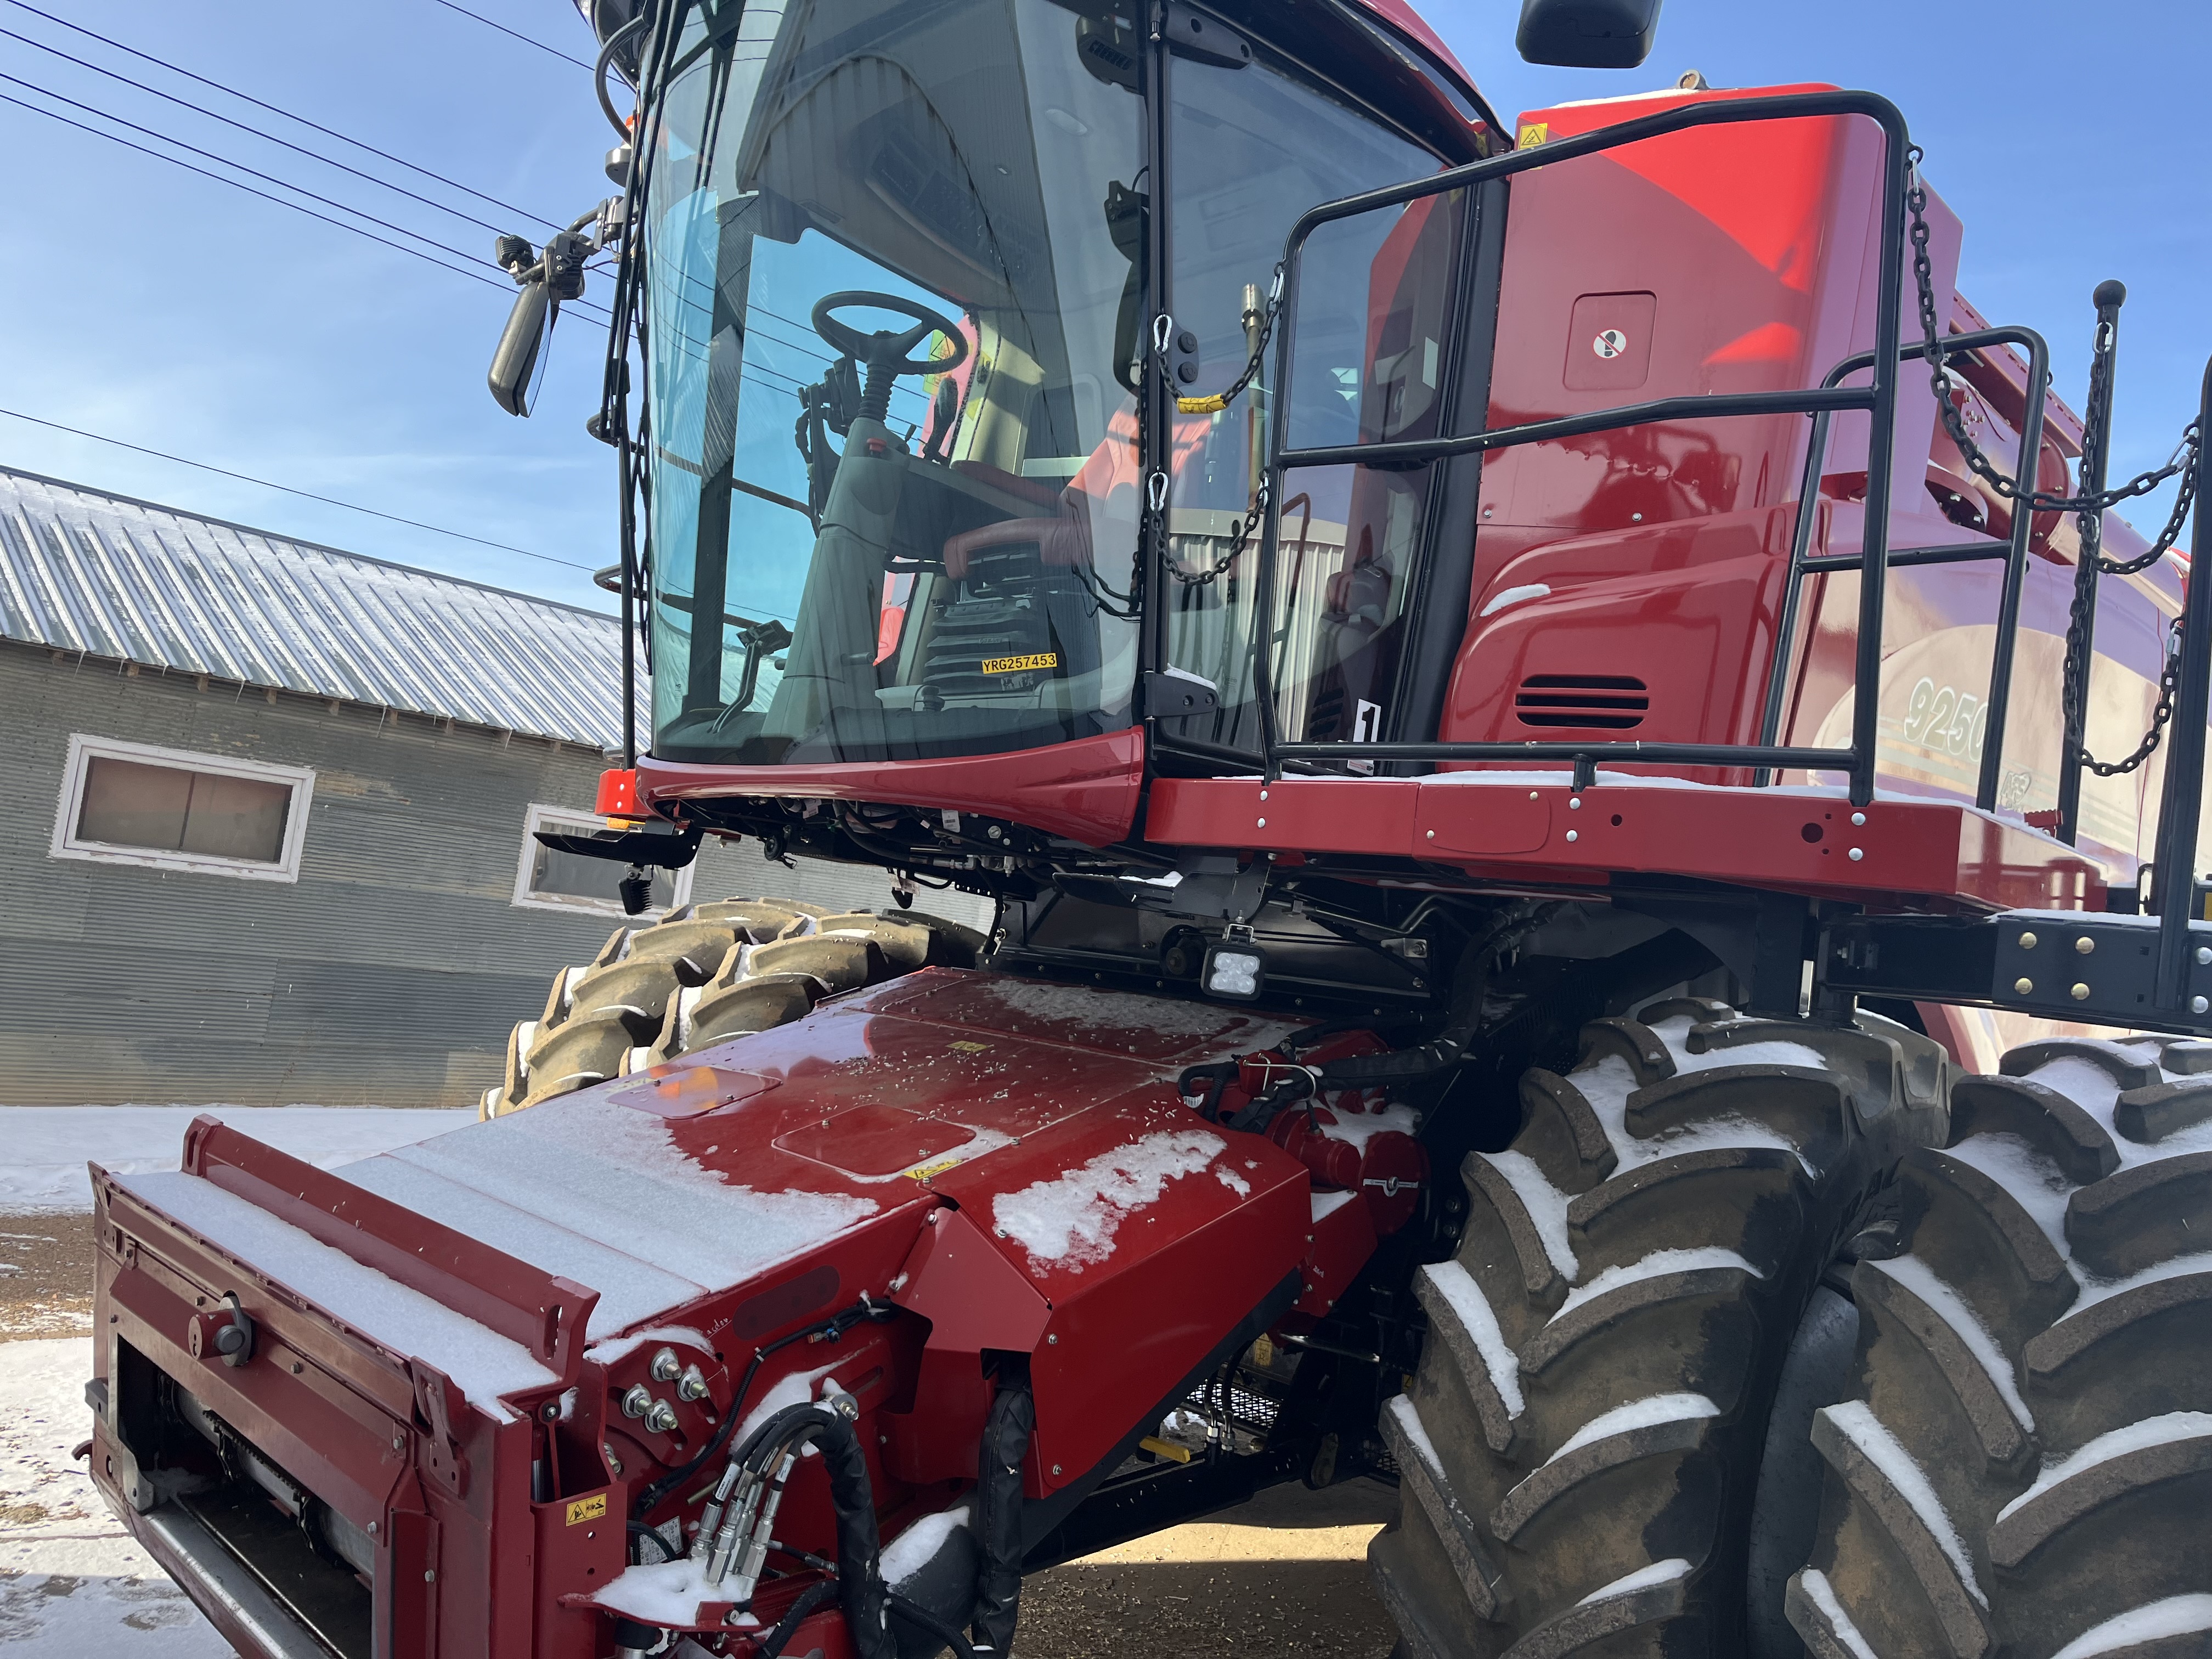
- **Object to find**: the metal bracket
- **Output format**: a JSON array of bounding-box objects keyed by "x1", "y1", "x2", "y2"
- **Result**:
[
  {"x1": 1144, "y1": 668, "x2": 1221, "y2": 719},
  {"x1": 532, "y1": 821, "x2": 701, "y2": 870},
  {"x1": 1821, "y1": 911, "x2": 2212, "y2": 1033}
]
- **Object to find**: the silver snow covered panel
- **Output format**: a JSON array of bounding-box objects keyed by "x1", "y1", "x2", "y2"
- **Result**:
[{"x1": 0, "y1": 467, "x2": 624, "y2": 749}]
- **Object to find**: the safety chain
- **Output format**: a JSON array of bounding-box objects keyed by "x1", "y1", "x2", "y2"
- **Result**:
[
  {"x1": 1906, "y1": 147, "x2": 2199, "y2": 779},
  {"x1": 2083, "y1": 624, "x2": 2181, "y2": 777},
  {"x1": 1905, "y1": 149, "x2": 2199, "y2": 528},
  {"x1": 1163, "y1": 263, "x2": 1285, "y2": 416},
  {"x1": 1169, "y1": 476, "x2": 1269, "y2": 587},
  {"x1": 1153, "y1": 263, "x2": 1285, "y2": 586}
]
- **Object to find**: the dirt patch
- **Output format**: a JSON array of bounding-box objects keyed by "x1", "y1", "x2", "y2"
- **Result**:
[
  {"x1": 0, "y1": 1212, "x2": 94, "y2": 1341},
  {"x1": 1017, "y1": 1479, "x2": 1400, "y2": 1658}
]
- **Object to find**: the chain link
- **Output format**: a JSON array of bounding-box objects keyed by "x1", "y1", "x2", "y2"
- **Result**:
[
  {"x1": 1905, "y1": 147, "x2": 2199, "y2": 781},
  {"x1": 1906, "y1": 149, "x2": 2199, "y2": 523},
  {"x1": 1167, "y1": 263, "x2": 1285, "y2": 416},
  {"x1": 1168, "y1": 477, "x2": 1268, "y2": 587},
  {"x1": 2083, "y1": 624, "x2": 2181, "y2": 777},
  {"x1": 1154, "y1": 262, "x2": 1285, "y2": 586}
]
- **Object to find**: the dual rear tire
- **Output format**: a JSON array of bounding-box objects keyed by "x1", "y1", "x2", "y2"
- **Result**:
[{"x1": 1373, "y1": 1007, "x2": 2212, "y2": 1659}]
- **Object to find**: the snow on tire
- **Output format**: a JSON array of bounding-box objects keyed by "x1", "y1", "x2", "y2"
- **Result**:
[
  {"x1": 480, "y1": 902, "x2": 986, "y2": 1116},
  {"x1": 1788, "y1": 1036, "x2": 2212, "y2": 1659},
  {"x1": 1369, "y1": 998, "x2": 1950, "y2": 1658}
]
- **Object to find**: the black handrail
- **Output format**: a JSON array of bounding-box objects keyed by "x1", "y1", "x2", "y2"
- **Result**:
[
  {"x1": 1754, "y1": 324, "x2": 2051, "y2": 812},
  {"x1": 2152, "y1": 355, "x2": 2212, "y2": 1011},
  {"x1": 1250, "y1": 89, "x2": 1915, "y2": 805}
]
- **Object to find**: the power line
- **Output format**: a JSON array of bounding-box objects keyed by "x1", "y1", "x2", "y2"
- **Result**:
[
  {"x1": 429, "y1": 0, "x2": 597, "y2": 72},
  {"x1": 0, "y1": 89, "x2": 522, "y2": 299},
  {"x1": 0, "y1": 86, "x2": 613, "y2": 321},
  {"x1": 1, "y1": 25, "x2": 512, "y2": 237},
  {"x1": 3, "y1": 74, "x2": 515, "y2": 284},
  {"x1": 0, "y1": 0, "x2": 563, "y2": 232},
  {"x1": 0, "y1": 405, "x2": 602, "y2": 574}
]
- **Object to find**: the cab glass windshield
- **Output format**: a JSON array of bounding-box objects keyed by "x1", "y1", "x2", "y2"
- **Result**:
[{"x1": 644, "y1": 0, "x2": 1147, "y2": 765}]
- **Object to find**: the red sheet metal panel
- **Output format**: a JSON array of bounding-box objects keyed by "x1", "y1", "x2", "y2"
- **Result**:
[{"x1": 1147, "y1": 774, "x2": 2104, "y2": 911}]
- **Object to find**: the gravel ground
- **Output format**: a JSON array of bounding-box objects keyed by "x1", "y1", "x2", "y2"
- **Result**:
[
  {"x1": 0, "y1": 1215, "x2": 94, "y2": 1341},
  {"x1": 1018, "y1": 1479, "x2": 1400, "y2": 1659}
]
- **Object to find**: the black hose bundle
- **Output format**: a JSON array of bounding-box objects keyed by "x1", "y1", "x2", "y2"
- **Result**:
[
  {"x1": 1318, "y1": 903, "x2": 1554, "y2": 1088},
  {"x1": 735, "y1": 1402, "x2": 896, "y2": 1659},
  {"x1": 630, "y1": 1296, "x2": 893, "y2": 1519},
  {"x1": 760, "y1": 1579, "x2": 839, "y2": 1658},
  {"x1": 969, "y1": 1382, "x2": 1035, "y2": 1654}
]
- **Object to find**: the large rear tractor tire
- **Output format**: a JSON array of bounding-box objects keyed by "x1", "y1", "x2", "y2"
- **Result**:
[
  {"x1": 1787, "y1": 1036, "x2": 2212, "y2": 1659},
  {"x1": 1370, "y1": 998, "x2": 1951, "y2": 1658},
  {"x1": 484, "y1": 901, "x2": 986, "y2": 1116}
]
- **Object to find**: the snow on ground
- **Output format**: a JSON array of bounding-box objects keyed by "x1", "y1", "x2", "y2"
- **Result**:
[
  {"x1": 0, "y1": 1107, "x2": 461, "y2": 1654},
  {"x1": 0, "y1": 1337, "x2": 230, "y2": 1656},
  {"x1": 0, "y1": 1105, "x2": 471, "y2": 1212}
]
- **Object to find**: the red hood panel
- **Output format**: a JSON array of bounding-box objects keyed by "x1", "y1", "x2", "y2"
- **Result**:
[{"x1": 328, "y1": 970, "x2": 1301, "y2": 1342}]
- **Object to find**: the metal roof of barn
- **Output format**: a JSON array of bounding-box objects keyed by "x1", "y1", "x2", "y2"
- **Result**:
[{"x1": 0, "y1": 466, "x2": 625, "y2": 750}]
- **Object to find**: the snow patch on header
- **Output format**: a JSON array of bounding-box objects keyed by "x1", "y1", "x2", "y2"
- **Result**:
[{"x1": 992, "y1": 1128, "x2": 1227, "y2": 1272}]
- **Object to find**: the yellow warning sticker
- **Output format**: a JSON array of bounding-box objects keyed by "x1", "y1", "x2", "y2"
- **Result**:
[
  {"x1": 1516, "y1": 122, "x2": 1549, "y2": 149},
  {"x1": 566, "y1": 1493, "x2": 607, "y2": 1527},
  {"x1": 981, "y1": 652, "x2": 1059, "y2": 675},
  {"x1": 948, "y1": 1040, "x2": 989, "y2": 1053},
  {"x1": 905, "y1": 1158, "x2": 964, "y2": 1182}
]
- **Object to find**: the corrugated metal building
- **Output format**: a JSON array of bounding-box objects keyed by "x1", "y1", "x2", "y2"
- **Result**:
[{"x1": 0, "y1": 467, "x2": 967, "y2": 1107}]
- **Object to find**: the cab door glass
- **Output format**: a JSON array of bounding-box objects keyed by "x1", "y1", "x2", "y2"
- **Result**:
[{"x1": 1160, "y1": 40, "x2": 1453, "y2": 754}]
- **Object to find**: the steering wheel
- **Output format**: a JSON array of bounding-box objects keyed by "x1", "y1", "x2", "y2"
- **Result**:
[{"x1": 811, "y1": 291, "x2": 969, "y2": 378}]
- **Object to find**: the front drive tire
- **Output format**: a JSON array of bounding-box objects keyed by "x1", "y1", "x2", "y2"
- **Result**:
[{"x1": 1370, "y1": 998, "x2": 1950, "y2": 1658}]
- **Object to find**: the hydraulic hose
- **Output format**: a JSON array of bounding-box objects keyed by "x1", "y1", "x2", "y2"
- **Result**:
[
  {"x1": 759, "y1": 1579, "x2": 840, "y2": 1659},
  {"x1": 970, "y1": 1382, "x2": 1035, "y2": 1654},
  {"x1": 631, "y1": 1296, "x2": 893, "y2": 1519},
  {"x1": 1317, "y1": 902, "x2": 1556, "y2": 1088},
  {"x1": 725, "y1": 1404, "x2": 895, "y2": 1659},
  {"x1": 888, "y1": 1590, "x2": 983, "y2": 1659}
]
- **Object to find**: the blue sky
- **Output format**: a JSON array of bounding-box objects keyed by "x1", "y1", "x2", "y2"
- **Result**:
[{"x1": 1, "y1": 0, "x2": 2204, "y2": 614}]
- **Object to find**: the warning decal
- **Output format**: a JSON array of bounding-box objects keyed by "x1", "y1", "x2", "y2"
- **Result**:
[
  {"x1": 566, "y1": 1493, "x2": 608, "y2": 1526},
  {"x1": 1516, "y1": 122, "x2": 1549, "y2": 149},
  {"x1": 981, "y1": 652, "x2": 1059, "y2": 674}
]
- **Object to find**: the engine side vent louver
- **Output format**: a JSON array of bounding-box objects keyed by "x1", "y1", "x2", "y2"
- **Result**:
[{"x1": 1513, "y1": 674, "x2": 1649, "y2": 730}]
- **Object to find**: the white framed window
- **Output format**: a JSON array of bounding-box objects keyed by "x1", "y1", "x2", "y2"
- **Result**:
[
  {"x1": 513, "y1": 803, "x2": 694, "y2": 918},
  {"x1": 50, "y1": 734, "x2": 315, "y2": 883}
]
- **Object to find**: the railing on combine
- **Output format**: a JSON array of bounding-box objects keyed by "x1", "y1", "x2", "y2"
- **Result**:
[
  {"x1": 1250, "y1": 91, "x2": 1920, "y2": 805},
  {"x1": 1753, "y1": 326, "x2": 2053, "y2": 815},
  {"x1": 1243, "y1": 89, "x2": 2212, "y2": 1029}
]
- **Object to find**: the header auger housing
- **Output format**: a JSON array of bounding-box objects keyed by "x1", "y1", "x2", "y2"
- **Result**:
[{"x1": 90, "y1": 3, "x2": 2212, "y2": 1658}]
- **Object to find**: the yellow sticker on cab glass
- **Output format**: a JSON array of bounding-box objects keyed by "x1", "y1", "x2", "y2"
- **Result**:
[
  {"x1": 981, "y1": 652, "x2": 1059, "y2": 675},
  {"x1": 566, "y1": 1493, "x2": 608, "y2": 1526}
]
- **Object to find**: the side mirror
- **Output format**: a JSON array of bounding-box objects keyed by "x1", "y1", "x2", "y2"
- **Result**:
[
  {"x1": 1516, "y1": 0, "x2": 1663, "y2": 68},
  {"x1": 488, "y1": 279, "x2": 555, "y2": 417}
]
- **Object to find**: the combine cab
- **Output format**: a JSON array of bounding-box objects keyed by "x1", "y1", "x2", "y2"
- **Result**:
[{"x1": 88, "y1": 2, "x2": 2212, "y2": 1657}]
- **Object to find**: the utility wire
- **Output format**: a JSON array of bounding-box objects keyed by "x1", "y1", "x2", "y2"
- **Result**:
[
  {"x1": 0, "y1": 406, "x2": 602, "y2": 573},
  {"x1": 430, "y1": 0, "x2": 598, "y2": 72},
  {"x1": 0, "y1": 86, "x2": 612, "y2": 321},
  {"x1": 0, "y1": 89, "x2": 521, "y2": 298},
  {"x1": 1, "y1": 25, "x2": 514, "y2": 236},
  {"x1": 4, "y1": 74, "x2": 512, "y2": 282},
  {"x1": 0, "y1": 0, "x2": 563, "y2": 231}
]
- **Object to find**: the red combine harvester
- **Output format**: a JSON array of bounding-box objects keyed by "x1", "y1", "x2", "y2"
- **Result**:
[{"x1": 86, "y1": 3, "x2": 2212, "y2": 1657}]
